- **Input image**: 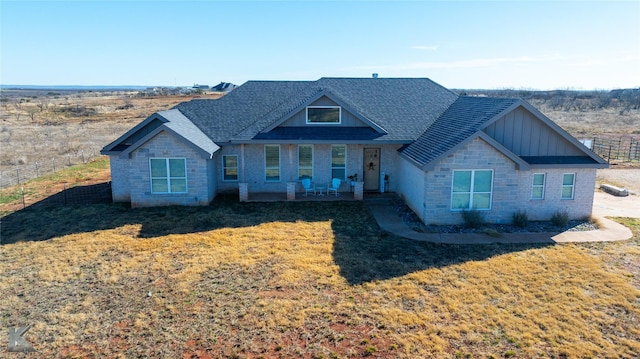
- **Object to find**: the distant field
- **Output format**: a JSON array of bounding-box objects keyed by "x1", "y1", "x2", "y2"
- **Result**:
[{"x1": 0, "y1": 89, "x2": 221, "y2": 185}]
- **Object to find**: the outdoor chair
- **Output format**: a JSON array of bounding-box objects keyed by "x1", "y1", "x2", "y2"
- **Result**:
[
  {"x1": 327, "y1": 178, "x2": 341, "y2": 196},
  {"x1": 301, "y1": 178, "x2": 316, "y2": 196}
]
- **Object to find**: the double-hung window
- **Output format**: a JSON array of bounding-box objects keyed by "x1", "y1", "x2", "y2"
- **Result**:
[
  {"x1": 222, "y1": 155, "x2": 238, "y2": 181},
  {"x1": 265, "y1": 145, "x2": 280, "y2": 182},
  {"x1": 331, "y1": 145, "x2": 346, "y2": 180},
  {"x1": 531, "y1": 173, "x2": 546, "y2": 200},
  {"x1": 150, "y1": 158, "x2": 187, "y2": 193},
  {"x1": 298, "y1": 145, "x2": 313, "y2": 180},
  {"x1": 562, "y1": 173, "x2": 575, "y2": 199},
  {"x1": 451, "y1": 170, "x2": 493, "y2": 210}
]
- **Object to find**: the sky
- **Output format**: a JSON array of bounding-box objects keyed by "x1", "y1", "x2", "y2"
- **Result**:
[{"x1": 1, "y1": 1, "x2": 639, "y2": 90}]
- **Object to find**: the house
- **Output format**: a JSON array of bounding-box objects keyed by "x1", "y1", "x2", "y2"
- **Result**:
[
  {"x1": 211, "y1": 82, "x2": 237, "y2": 92},
  {"x1": 101, "y1": 77, "x2": 607, "y2": 225},
  {"x1": 192, "y1": 84, "x2": 211, "y2": 93}
]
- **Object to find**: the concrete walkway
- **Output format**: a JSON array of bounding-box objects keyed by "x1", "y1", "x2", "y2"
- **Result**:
[{"x1": 365, "y1": 193, "x2": 636, "y2": 244}]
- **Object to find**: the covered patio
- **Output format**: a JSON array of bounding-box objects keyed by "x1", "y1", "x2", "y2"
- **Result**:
[
  {"x1": 239, "y1": 181, "x2": 367, "y2": 202},
  {"x1": 246, "y1": 191, "x2": 358, "y2": 202}
]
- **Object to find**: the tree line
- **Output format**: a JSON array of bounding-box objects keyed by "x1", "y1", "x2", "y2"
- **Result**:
[{"x1": 459, "y1": 88, "x2": 640, "y2": 115}]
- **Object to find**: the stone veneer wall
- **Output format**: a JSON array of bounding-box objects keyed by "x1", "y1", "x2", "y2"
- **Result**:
[
  {"x1": 109, "y1": 156, "x2": 131, "y2": 202},
  {"x1": 419, "y1": 138, "x2": 596, "y2": 225},
  {"x1": 127, "y1": 131, "x2": 214, "y2": 207}
]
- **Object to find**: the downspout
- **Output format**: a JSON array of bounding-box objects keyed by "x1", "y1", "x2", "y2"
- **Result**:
[{"x1": 288, "y1": 144, "x2": 294, "y2": 181}]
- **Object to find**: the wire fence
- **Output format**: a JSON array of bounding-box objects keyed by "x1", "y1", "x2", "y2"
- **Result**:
[
  {"x1": 5, "y1": 182, "x2": 112, "y2": 211},
  {"x1": 589, "y1": 136, "x2": 640, "y2": 163},
  {"x1": 1, "y1": 182, "x2": 112, "y2": 243},
  {"x1": 0, "y1": 148, "x2": 102, "y2": 189}
]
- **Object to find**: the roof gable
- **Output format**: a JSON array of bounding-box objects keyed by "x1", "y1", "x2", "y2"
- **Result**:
[
  {"x1": 102, "y1": 115, "x2": 167, "y2": 154},
  {"x1": 400, "y1": 96, "x2": 607, "y2": 169},
  {"x1": 101, "y1": 109, "x2": 219, "y2": 158},
  {"x1": 481, "y1": 102, "x2": 607, "y2": 166},
  {"x1": 173, "y1": 78, "x2": 459, "y2": 143},
  {"x1": 259, "y1": 91, "x2": 388, "y2": 135},
  {"x1": 400, "y1": 97, "x2": 519, "y2": 167}
]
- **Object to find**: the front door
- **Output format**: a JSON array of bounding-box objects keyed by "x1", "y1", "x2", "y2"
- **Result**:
[{"x1": 363, "y1": 148, "x2": 380, "y2": 191}]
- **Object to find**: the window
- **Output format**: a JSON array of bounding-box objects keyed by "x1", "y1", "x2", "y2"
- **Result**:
[
  {"x1": 306, "y1": 106, "x2": 341, "y2": 124},
  {"x1": 222, "y1": 155, "x2": 238, "y2": 181},
  {"x1": 451, "y1": 170, "x2": 493, "y2": 210},
  {"x1": 331, "y1": 145, "x2": 346, "y2": 180},
  {"x1": 562, "y1": 173, "x2": 575, "y2": 199},
  {"x1": 298, "y1": 145, "x2": 313, "y2": 180},
  {"x1": 150, "y1": 158, "x2": 187, "y2": 193},
  {"x1": 265, "y1": 145, "x2": 280, "y2": 182},
  {"x1": 531, "y1": 173, "x2": 545, "y2": 200}
]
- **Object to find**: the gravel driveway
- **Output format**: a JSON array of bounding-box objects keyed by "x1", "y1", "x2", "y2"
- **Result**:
[
  {"x1": 596, "y1": 168, "x2": 639, "y2": 193},
  {"x1": 594, "y1": 168, "x2": 640, "y2": 218}
]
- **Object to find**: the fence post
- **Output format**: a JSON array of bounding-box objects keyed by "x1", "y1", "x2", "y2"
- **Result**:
[
  {"x1": 81, "y1": 150, "x2": 85, "y2": 163},
  {"x1": 607, "y1": 145, "x2": 612, "y2": 164},
  {"x1": 53, "y1": 158, "x2": 56, "y2": 172},
  {"x1": 16, "y1": 167, "x2": 20, "y2": 184},
  {"x1": 68, "y1": 154, "x2": 71, "y2": 166},
  {"x1": 616, "y1": 137, "x2": 622, "y2": 160},
  {"x1": 35, "y1": 162, "x2": 39, "y2": 177},
  {"x1": 21, "y1": 186, "x2": 25, "y2": 209}
]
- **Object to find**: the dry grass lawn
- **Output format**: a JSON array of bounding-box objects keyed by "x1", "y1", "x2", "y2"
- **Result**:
[{"x1": 1, "y1": 195, "x2": 639, "y2": 358}]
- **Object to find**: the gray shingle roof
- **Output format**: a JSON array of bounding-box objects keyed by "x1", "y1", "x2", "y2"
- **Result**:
[
  {"x1": 400, "y1": 97, "x2": 520, "y2": 167},
  {"x1": 157, "y1": 109, "x2": 219, "y2": 157},
  {"x1": 173, "y1": 77, "x2": 459, "y2": 143},
  {"x1": 174, "y1": 81, "x2": 315, "y2": 143}
]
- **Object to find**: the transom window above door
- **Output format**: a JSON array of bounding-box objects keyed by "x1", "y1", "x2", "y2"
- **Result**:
[{"x1": 306, "y1": 106, "x2": 341, "y2": 124}]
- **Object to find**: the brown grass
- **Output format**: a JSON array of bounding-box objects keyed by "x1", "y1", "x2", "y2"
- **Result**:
[
  {"x1": 1, "y1": 196, "x2": 639, "y2": 358},
  {"x1": 0, "y1": 157, "x2": 111, "y2": 215}
]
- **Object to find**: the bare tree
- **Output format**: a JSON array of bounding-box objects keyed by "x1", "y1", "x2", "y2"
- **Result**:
[
  {"x1": 12, "y1": 102, "x2": 23, "y2": 121},
  {"x1": 26, "y1": 106, "x2": 37, "y2": 122},
  {"x1": 36, "y1": 100, "x2": 49, "y2": 112}
]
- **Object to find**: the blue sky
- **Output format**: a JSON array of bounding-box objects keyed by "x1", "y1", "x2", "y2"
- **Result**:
[{"x1": 1, "y1": 1, "x2": 639, "y2": 89}]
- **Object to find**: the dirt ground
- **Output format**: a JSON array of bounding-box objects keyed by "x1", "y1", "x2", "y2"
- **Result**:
[
  {"x1": 596, "y1": 168, "x2": 639, "y2": 194},
  {"x1": 594, "y1": 168, "x2": 640, "y2": 218}
]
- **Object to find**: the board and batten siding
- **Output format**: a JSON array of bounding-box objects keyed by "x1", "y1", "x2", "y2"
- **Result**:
[
  {"x1": 279, "y1": 96, "x2": 369, "y2": 127},
  {"x1": 483, "y1": 107, "x2": 583, "y2": 156}
]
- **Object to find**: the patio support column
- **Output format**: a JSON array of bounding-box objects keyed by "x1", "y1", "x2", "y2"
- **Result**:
[
  {"x1": 354, "y1": 181, "x2": 364, "y2": 200},
  {"x1": 239, "y1": 183, "x2": 248, "y2": 202},
  {"x1": 240, "y1": 144, "x2": 245, "y2": 181},
  {"x1": 286, "y1": 182, "x2": 296, "y2": 201}
]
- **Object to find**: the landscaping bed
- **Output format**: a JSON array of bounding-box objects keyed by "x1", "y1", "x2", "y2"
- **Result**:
[{"x1": 391, "y1": 196, "x2": 599, "y2": 234}]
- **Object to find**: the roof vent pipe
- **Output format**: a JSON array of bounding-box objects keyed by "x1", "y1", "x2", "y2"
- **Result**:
[{"x1": 372, "y1": 73, "x2": 378, "y2": 78}]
